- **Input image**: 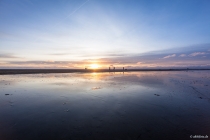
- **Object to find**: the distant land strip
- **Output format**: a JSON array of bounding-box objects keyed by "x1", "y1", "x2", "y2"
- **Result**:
[{"x1": 0, "y1": 69, "x2": 210, "y2": 75}]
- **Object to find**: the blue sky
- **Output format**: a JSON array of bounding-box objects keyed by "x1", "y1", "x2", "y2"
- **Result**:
[{"x1": 0, "y1": 0, "x2": 210, "y2": 68}]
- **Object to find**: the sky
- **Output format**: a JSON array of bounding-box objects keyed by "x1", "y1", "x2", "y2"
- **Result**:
[{"x1": 0, "y1": 0, "x2": 210, "y2": 69}]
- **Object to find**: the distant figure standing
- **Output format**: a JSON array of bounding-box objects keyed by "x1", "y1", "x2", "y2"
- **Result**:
[
  {"x1": 123, "y1": 67, "x2": 124, "y2": 71},
  {"x1": 114, "y1": 67, "x2": 115, "y2": 70},
  {"x1": 109, "y1": 67, "x2": 110, "y2": 71}
]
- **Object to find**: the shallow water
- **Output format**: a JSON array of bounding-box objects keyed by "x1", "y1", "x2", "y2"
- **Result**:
[{"x1": 0, "y1": 71, "x2": 210, "y2": 140}]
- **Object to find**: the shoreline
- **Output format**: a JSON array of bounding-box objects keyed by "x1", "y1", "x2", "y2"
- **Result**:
[{"x1": 0, "y1": 68, "x2": 210, "y2": 75}]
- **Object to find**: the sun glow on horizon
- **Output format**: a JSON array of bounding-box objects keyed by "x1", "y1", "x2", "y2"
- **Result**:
[{"x1": 90, "y1": 64, "x2": 100, "y2": 69}]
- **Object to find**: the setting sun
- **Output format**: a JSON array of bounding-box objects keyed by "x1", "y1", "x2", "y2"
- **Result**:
[{"x1": 90, "y1": 64, "x2": 99, "y2": 69}]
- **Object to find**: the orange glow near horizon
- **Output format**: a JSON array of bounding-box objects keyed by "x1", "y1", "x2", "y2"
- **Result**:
[{"x1": 89, "y1": 64, "x2": 100, "y2": 69}]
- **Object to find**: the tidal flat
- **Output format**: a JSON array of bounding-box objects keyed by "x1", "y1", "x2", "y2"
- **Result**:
[{"x1": 0, "y1": 71, "x2": 210, "y2": 140}]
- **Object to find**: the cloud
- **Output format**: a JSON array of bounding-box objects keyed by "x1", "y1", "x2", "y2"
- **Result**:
[
  {"x1": 1, "y1": 44, "x2": 210, "y2": 69},
  {"x1": 179, "y1": 54, "x2": 186, "y2": 57},
  {"x1": 0, "y1": 53, "x2": 20, "y2": 58},
  {"x1": 65, "y1": 0, "x2": 89, "y2": 18},
  {"x1": 49, "y1": 53, "x2": 69, "y2": 56},
  {"x1": 136, "y1": 62, "x2": 143, "y2": 65},
  {"x1": 51, "y1": 0, "x2": 90, "y2": 27},
  {"x1": 189, "y1": 52, "x2": 206, "y2": 57},
  {"x1": 163, "y1": 54, "x2": 176, "y2": 59},
  {"x1": 5, "y1": 61, "x2": 72, "y2": 65}
]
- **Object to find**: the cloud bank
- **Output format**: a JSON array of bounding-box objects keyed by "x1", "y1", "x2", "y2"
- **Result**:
[{"x1": 0, "y1": 44, "x2": 210, "y2": 69}]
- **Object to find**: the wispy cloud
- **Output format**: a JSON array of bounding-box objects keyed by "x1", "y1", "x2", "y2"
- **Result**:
[
  {"x1": 55, "y1": 0, "x2": 90, "y2": 30},
  {"x1": 0, "y1": 53, "x2": 20, "y2": 59},
  {"x1": 163, "y1": 54, "x2": 176, "y2": 59},
  {"x1": 67, "y1": 0, "x2": 89, "y2": 17},
  {"x1": 49, "y1": 53, "x2": 69, "y2": 56},
  {"x1": 179, "y1": 54, "x2": 186, "y2": 57},
  {"x1": 136, "y1": 62, "x2": 143, "y2": 65},
  {"x1": 189, "y1": 52, "x2": 206, "y2": 57}
]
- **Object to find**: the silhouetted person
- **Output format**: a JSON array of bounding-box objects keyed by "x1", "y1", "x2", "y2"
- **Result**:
[
  {"x1": 114, "y1": 67, "x2": 115, "y2": 70},
  {"x1": 123, "y1": 67, "x2": 124, "y2": 71},
  {"x1": 109, "y1": 67, "x2": 110, "y2": 71}
]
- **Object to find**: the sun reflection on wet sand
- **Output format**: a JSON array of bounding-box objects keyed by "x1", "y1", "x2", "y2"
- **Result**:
[{"x1": 0, "y1": 71, "x2": 210, "y2": 140}]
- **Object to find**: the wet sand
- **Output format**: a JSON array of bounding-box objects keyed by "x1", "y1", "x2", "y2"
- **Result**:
[
  {"x1": 0, "y1": 71, "x2": 210, "y2": 140},
  {"x1": 0, "y1": 68, "x2": 210, "y2": 75}
]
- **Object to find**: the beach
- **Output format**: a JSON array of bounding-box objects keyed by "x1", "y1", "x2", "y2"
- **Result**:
[
  {"x1": 0, "y1": 71, "x2": 210, "y2": 140},
  {"x1": 1, "y1": 69, "x2": 210, "y2": 75}
]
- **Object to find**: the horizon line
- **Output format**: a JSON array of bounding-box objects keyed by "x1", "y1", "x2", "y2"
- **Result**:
[{"x1": 1, "y1": 68, "x2": 210, "y2": 75}]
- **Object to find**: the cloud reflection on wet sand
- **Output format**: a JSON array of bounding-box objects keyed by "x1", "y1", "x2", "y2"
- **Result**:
[{"x1": 0, "y1": 71, "x2": 210, "y2": 140}]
